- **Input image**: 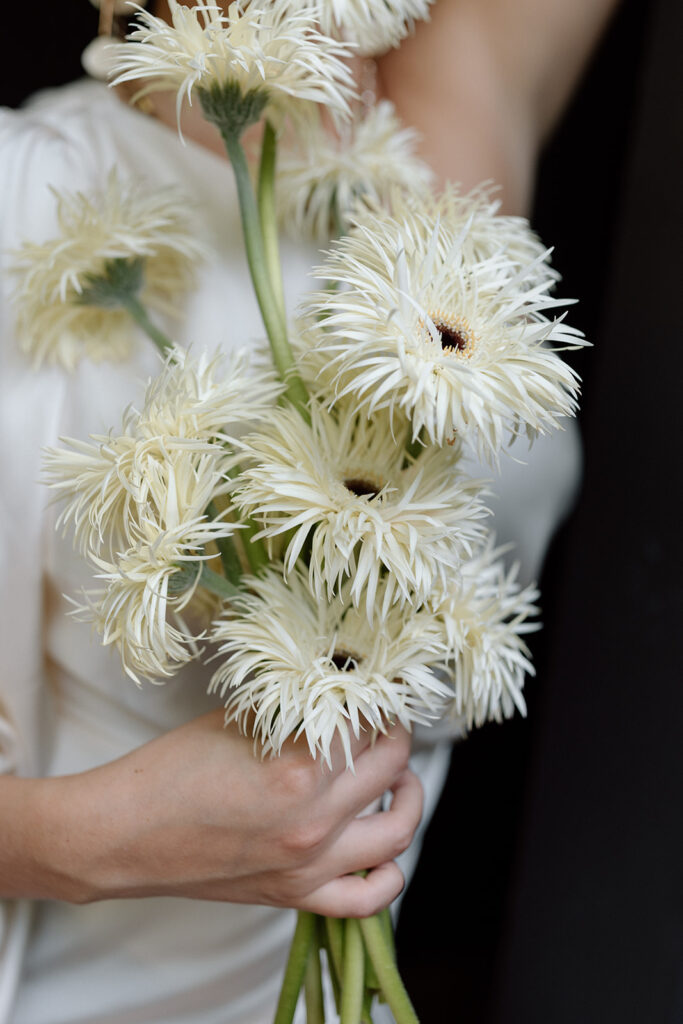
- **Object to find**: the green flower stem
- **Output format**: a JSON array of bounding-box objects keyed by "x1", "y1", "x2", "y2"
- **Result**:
[
  {"x1": 273, "y1": 911, "x2": 316, "y2": 1024},
  {"x1": 197, "y1": 563, "x2": 243, "y2": 603},
  {"x1": 223, "y1": 462, "x2": 269, "y2": 575},
  {"x1": 220, "y1": 130, "x2": 310, "y2": 421},
  {"x1": 258, "y1": 121, "x2": 286, "y2": 326},
  {"x1": 379, "y1": 906, "x2": 396, "y2": 962},
  {"x1": 239, "y1": 518, "x2": 269, "y2": 576},
  {"x1": 120, "y1": 293, "x2": 174, "y2": 357},
  {"x1": 324, "y1": 916, "x2": 344, "y2": 981},
  {"x1": 359, "y1": 916, "x2": 420, "y2": 1024},
  {"x1": 303, "y1": 929, "x2": 325, "y2": 1024},
  {"x1": 320, "y1": 919, "x2": 342, "y2": 1013},
  {"x1": 205, "y1": 502, "x2": 242, "y2": 586},
  {"x1": 340, "y1": 918, "x2": 365, "y2": 1024}
]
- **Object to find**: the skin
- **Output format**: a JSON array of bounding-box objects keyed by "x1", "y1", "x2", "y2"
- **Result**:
[{"x1": 0, "y1": 0, "x2": 618, "y2": 914}]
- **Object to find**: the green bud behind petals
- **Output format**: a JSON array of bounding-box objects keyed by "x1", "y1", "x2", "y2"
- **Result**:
[{"x1": 198, "y1": 81, "x2": 269, "y2": 141}]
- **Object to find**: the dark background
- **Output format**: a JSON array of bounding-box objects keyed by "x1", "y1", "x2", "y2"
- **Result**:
[{"x1": 3, "y1": 2, "x2": 681, "y2": 1021}]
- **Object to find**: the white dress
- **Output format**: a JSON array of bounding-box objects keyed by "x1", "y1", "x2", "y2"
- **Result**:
[{"x1": 0, "y1": 80, "x2": 582, "y2": 1024}]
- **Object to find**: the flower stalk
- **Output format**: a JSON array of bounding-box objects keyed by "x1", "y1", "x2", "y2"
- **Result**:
[
  {"x1": 217, "y1": 125, "x2": 310, "y2": 420},
  {"x1": 340, "y1": 917, "x2": 365, "y2": 1024},
  {"x1": 258, "y1": 120, "x2": 286, "y2": 325},
  {"x1": 120, "y1": 292, "x2": 175, "y2": 358},
  {"x1": 273, "y1": 911, "x2": 316, "y2": 1024},
  {"x1": 360, "y1": 914, "x2": 419, "y2": 1024}
]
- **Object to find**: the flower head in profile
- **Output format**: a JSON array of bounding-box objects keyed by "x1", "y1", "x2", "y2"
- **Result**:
[
  {"x1": 232, "y1": 402, "x2": 488, "y2": 618},
  {"x1": 138, "y1": 346, "x2": 283, "y2": 440},
  {"x1": 110, "y1": 0, "x2": 355, "y2": 138},
  {"x1": 210, "y1": 567, "x2": 450, "y2": 766},
  {"x1": 10, "y1": 169, "x2": 202, "y2": 369},
  {"x1": 43, "y1": 344, "x2": 278, "y2": 559},
  {"x1": 77, "y1": 511, "x2": 234, "y2": 684},
  {"x1": 289, "y1": 0, "x2": 434, "y2": 56},
  {"x1": 277, "y1": 100, "x2": 433, "y2": 239},
  {"x1": 299, "y1": 192, "x2": 585, "y2": 459},
  {"x1": 430, "y1": 539, "x2": 540, "y2": 728}
]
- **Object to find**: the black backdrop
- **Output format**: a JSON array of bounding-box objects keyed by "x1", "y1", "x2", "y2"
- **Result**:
[{"x1": 3, "y1": 2, "x2": 681, "y2": 1022}]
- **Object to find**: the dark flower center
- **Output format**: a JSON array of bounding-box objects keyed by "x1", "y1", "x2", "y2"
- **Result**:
[
  {"x1": 436, "y1": 322, "x2": 470, "y2": 353},
  {"x1": 344, "y1": 477, "x2": 379, "y2": 499},
  {"x1": 331, "y1": 649, "x2": 361, "y2": 671}
]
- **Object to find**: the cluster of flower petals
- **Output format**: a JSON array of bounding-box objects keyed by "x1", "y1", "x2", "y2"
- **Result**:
[
  {"x1": 210, "y1": 566, "x2": 451, "y2": 766},
  {"x1": 76, "y1": 513, "x2": 230, "y2": 684},
  {"x1": 10, "y1": 169, "x2": 202, "y2": 369},
  {"x1": 110, "y1": 0, "x2": 356, "y2": 130},
  {"x1": 298, "y1": 191, "x2": 586, "y2": 459},
  {"x1": 277, "y1": 99, "x2": 434, "y2": 240},
  {"x1": 44, "y1": 347, "x2": 272, "y2": 559},
  {"x1": 43, "y1": 346, "x2": 285, "y2": 682},
  {"x1": 231, "y1": 401, "x2": 488, "y2": 619},
  {"x1": 430, "y1": 539, "x2": 540, "y2": 728},
  {"x1": 286, "y1": 0, "x2": 434, "y2": 55}
]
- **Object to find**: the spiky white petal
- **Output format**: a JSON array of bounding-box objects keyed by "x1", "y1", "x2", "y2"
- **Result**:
[
  {"x1": 138, "y1": 346, "x2": 283, "y2": 440},
  {"x1": 299, "y1": 192, "x2": 585, "y2": 459},
  {"x1": 44, "y1": 409, "x2": 233, "y2": 561},
  {"x1": 277, "y1": 100, "x2": 433, "y2": 240},
  {"x1": 76, "y1": 512, "x2": 233, "y2": 684},
  {"x1": 210, "y1": 567, "x2": 450, "y2": 766},
  {"x1": 10, "y1": 169, "x2": 203, "y2": 370},
  {"x1": 287, "y1": 0, "x2": 434, "y2": 55},
  {"x1": 110, "y1": 1, "x2": 355, "y2": 131},
  {"x1": 431, "y1": 539, "x2": 540, "y2": 728},
  {"x1": 232, "y1": 402, "x2": 488, "y2": 618}
]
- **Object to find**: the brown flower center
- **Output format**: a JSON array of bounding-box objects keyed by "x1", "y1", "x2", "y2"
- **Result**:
[
  {"x1": 428, "y1": 311, "x2": 476, "y2": 358},
  {"x1": 331, "y1": 649, "x2": 361, "y2": 671},
  {"x1": 344, "y1": 477, "x2": 379, "y2": 499}
]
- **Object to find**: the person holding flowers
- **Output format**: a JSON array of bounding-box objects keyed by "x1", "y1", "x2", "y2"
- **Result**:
[{"x1": 0, "y1": 2, "x2": 616, "y2": 1022}]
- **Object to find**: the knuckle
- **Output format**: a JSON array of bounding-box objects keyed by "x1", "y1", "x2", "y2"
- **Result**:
[
  {"x1": 282, "y1": 818, "x2": 328, "y2": 859},
  {"x1": 277, "y1": 869, "x2": 312, "y2": 903},
  {"x1": 279, "y1": 758, "x2": 320, "y2": 801}
]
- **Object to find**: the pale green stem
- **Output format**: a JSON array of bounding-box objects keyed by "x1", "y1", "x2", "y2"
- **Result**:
[
  {"x1": 359, "y1": 916, "x2": 420, "y2": 1024},
  {"x1": 197, "y1": 563, "x2": 243, "y2": 603},
  {"x1": 303, "y1": 930, "x2": 325, "y2": 1024},
  {"x1": 379, "y1": 907, "x2": 396, "y2": 963},
  {"x1": 120, "y1": 294, "x2": 174, "y2": 357},
  {"x1": 273, "y1": 911, "x2": 316, "y2": 1024},
  {"x1": 320, "y1": 919, "x2": 342, "y2": 1014},
  {"x1": 205, "y1": 501, "x2": 242, "y2": 586},
  {"x1": 324, "y1": 916, "x2": 344, "y2": 981},
  {"x1": 220, "y1": 130, "x2": 310, "y2": 420},
  {"x1": 258, "y1": 121, "x2": 286, "y2": 326},
  {"x1": 340, "y1": 918, "x2": 365, "y2": 1024},
  {"x1": 224, "y1": 462, "x2": 269, "y2": 575}
]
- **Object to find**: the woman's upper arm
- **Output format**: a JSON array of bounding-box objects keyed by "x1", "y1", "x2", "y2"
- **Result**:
[{"x1": 376, "y1": 0, "x2": 620, "y2": 211}]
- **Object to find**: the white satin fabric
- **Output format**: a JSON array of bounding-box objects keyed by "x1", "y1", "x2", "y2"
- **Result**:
[{"x1": 0, "y1": 80, "x2": 581, "y2": 1023}]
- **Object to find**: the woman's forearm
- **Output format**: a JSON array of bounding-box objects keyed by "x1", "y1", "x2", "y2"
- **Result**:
[{"x1": 0, "y1": 774, "x2": 91, "y2": 902}]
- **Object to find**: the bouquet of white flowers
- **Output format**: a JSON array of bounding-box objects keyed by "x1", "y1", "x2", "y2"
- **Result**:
[{"x1": 11, "y1": 3, "x2": 586, "y2": 1021}]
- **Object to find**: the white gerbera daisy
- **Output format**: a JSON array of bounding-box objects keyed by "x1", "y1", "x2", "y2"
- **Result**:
[
  {"x1": 277, "y1": 100, "x2": 433, "y2": 240},
  {"x1": 210, "y1": 567, "x2": 450, "y2": 766},
  {"x1": 289, "y1": 0, "x2": 434, "y2": 55},
  {"x1": 233, "y1": 402, "x2": 488, "y2": 618},
  {"x1": 431, "y1": 539, "x2": 540, "y2": 728},
  {"x1": 300, "y1": 193, "x2": 585, "y2": 458},
  {"x1": 138, "y1": 346, "x2": 283, "y2": 440},
  {"x1": 110, "y1": 0, "x2": 355, "y2": 137},
  {"x1": 44, "y1": 423, "x2": 232, "y2": 561},
  {"x1": 10, "y1": 169, "x2": 202, "y2": 370},
  {"x1": 77, "y1": 512, "x2": 234, "y2": 684}
]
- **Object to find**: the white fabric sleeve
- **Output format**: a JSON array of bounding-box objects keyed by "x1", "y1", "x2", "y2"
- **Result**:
[{"x1": 0, "y1": 102, "x2": 96, "y2": 1024}]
